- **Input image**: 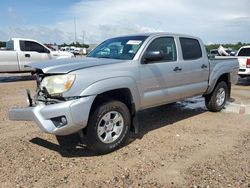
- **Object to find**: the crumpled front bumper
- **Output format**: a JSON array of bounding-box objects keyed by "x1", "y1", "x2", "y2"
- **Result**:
[{"x1": 9, "y1": 96, "x2": 95, "y2": 135}]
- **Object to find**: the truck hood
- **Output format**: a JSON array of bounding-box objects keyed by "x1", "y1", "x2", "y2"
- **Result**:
[{"x1": 29, "y1": 57, "x2": 127, "y2": 74}]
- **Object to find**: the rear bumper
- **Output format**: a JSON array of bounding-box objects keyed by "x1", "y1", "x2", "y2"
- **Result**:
[
  {"x1": 239, "y1": 68, "x2": 250, "y2": 76},
  {"x1": 9, "y1": 96, "x2": 95, "y2": 135}
]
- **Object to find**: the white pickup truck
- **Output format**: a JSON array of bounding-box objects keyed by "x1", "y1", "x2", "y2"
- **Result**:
[
  {"x1": 236, "y1": 46, "x2": 250, "y2": 77},
  {"x1": 0, "y1": 38, "x2": 74, "y2": 73}
]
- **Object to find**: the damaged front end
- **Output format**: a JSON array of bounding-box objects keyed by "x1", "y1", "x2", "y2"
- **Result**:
[
  {"x1": 24, "y1": 71, "x2": 63, "y2": 107},
  {"x1": 28, "y1": 69, "x2": 80, "y2": 106},
  {"x1": 9, "y1": 69, "x2": 95, "y2": 135}
]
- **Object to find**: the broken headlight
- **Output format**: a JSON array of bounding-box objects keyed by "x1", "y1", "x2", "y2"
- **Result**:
[{"x1": 40, "y1": 74, "x2": 75, "y2": 95}]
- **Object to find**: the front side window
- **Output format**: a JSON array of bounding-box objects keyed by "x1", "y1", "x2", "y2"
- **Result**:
[
  {"x1": 238, "y1": 48, "x2": 250, "y2": 56},
  {"x1": 87, "y1": 36, "x2": 148, "y2": 60},
  {"x1": 180, "y1": 38, "x2": 202, "y2": 60},
  {"x1": 145, "y1": 37, "x2": 177, "y2": 62},
  {"x1": 20, "y1": 41, "x2": 47, "y2": 53}
]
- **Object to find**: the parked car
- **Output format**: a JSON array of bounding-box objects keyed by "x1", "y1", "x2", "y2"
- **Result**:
[
  {"x1": 236, "y1": 46, "x2": 250, "y2": 77},
  {"x1": 9, "y1": 33, "x2": 239, "y2": 154},
  {"x1": 0, "y1": 38, "x2": 74, "y2": 73},
  {"x1": 60, "y1": 46, "x2": 87, "y2": 56}
]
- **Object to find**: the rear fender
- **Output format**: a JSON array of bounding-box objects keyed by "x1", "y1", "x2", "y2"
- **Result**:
[{"x1": 205, "y1": 71, "x2": 230, "y2": 95}]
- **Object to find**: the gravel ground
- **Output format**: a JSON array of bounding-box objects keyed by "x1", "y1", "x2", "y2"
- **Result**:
[{"x1": 0, "y1": 74, "x2": 249, "y2": 187}]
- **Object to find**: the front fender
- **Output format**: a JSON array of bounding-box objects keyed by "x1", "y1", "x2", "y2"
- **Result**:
[{"x1": 80, "y1": 77, "x2": 141, "y2": 111}]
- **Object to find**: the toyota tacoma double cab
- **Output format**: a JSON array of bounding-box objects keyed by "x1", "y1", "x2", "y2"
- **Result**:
[{"x1": 9, "y1": 33, "x2": 239, "y2": 154}]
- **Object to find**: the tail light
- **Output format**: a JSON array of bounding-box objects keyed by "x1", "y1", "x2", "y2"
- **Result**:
[{"x1": 247, "y1": 59, "x2": 250, "y2": 68}]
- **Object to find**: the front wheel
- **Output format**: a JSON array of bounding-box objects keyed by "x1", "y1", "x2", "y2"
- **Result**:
[
  {"x1": 86, "y1": 100, "x2": 131, "y2": 154},
  {"x1": 205, "y1": 81, "x2": 228, "y2": 112}
]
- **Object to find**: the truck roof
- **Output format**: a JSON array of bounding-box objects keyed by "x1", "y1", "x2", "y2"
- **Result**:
[
  {"x1": 239, "y1": 45, "x2": 250, "y2": 49},
  {"x1": 10, "y1": 38, "x2": 38, "y2": 42},
  {"x1": 114, "y1": 32, "x2": 201, "y2": 40}
]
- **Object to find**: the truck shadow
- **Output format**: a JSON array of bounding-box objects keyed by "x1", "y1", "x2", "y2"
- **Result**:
[
  {"x1": 0, "y1": 74, "x2": 35, "y2": 83},
  {"x1": 30, "y1": 137, "x2": 95, "y2": 157},
  {"x1": 30, "y1": 97, "x2": 207, "y2": 157},
  {"x1": 132, "y1": 98, "x2": 206, "y2": 139}
]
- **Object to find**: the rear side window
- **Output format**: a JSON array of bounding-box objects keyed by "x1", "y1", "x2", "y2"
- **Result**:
[
  {"x1": 180, "y1": 38, "x2": 202, "y2": 60},
  {"x1": 6, "y1": 40, "x2": 14, "y2": 50},
  {"x1": 238, "y1": 48, "x2": 250, "y2": 56},
  {"x1": 20, "y1": 40, "x2": 47, "y2": 53}
]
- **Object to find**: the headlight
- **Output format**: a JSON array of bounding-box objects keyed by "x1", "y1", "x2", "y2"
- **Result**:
[{"x1": 40, "y1": 74, "x2": 75, "y2": 95}]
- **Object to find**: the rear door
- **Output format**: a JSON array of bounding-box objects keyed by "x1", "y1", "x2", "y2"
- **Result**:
[
  {"x1": 18, "y1": 40, "x2": 52, "y2": 71},
  {"x1": 139, "y1": 36, "x2": 183, "y2": 109},
  {"x1": 177, "y1": 37, "x2": 209, "y2": 98}
]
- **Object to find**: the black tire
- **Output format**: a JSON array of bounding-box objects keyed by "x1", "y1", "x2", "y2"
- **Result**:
[
  {"x1": 86, "y1": 100, "x2": 131, "y2": 154},
  {"x1": 205, "y1": 81, "x2": 228, "y2": 112},
  {"x1": 56, "y1": 133, "x2": 81, "y2": 148}
]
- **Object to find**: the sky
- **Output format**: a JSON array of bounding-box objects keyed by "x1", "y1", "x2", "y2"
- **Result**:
[{"x1": 0, "y1": 0, "x2": 249, "y2": 45}]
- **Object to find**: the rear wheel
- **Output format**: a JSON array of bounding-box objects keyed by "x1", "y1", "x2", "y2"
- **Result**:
[
  {"x1": 86, "y1": 100, "x2": 131, "y2": 154},
  {"x1": 205, "y1": 81, "x2": 228, "y2": 112}
]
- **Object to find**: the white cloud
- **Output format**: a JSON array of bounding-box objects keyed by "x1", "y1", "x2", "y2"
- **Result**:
[
  {"x1": 0, "y1": 0, "x2": 249, "y2": 44},
  {"x1": 0, "y1": 26, "x2": 74, "y2": 43},
  {"x1": 7, "y1": 7, "x2": 25, "y2": 23}
]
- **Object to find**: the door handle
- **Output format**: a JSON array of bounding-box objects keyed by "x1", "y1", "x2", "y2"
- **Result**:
[
  {"x1": 173, "y1": 66, "x2": 182, "y2": 72},
  {"x1": 25, "y1": 54, "x2": 31, "y2": 58},
  {"x1": 201, "y1": 64, "x2": 208, "y2": 69}
]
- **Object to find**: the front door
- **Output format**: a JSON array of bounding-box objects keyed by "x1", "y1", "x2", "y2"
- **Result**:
[
  {"x1": 139, "y1": 37, "x2": 183, "y2": 109},
  {"x1": 19, "y1": 40, "x2": 51, "y2": 71}
]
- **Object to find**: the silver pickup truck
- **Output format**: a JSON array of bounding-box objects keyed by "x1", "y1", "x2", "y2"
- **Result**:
[{"x1": 9, "y1": 33, "x2": 239, "y2": 154}]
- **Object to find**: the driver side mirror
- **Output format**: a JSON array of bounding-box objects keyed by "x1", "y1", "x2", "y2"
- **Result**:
[{"x1": 143, "y1": 50, "x2": 163, "y2": 63}]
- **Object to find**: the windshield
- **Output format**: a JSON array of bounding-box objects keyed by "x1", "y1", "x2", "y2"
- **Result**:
[{"x1": 87, "y1": 36, "x2": 148, "y2": 60}]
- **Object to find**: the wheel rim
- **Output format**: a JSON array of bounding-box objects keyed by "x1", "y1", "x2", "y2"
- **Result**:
[
  {"x1": 97, "y1": 111, "x2": 124, "y2": 144},
  {"x1": 216, "y1": 88, "x2": 226, "y2": 106}
]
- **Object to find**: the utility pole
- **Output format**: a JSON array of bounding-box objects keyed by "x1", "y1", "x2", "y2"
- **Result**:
[
  {"x1": 74, "y1": 17, "x2": 77, "y2": 43},
  {"x1": 82, "y1": 30, "x2": 85, "y2": 44}
]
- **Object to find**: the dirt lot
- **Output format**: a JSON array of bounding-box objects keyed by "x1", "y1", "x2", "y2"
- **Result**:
[{"x1": 0, "y1": 74, "x2": 249, "y2": 188}]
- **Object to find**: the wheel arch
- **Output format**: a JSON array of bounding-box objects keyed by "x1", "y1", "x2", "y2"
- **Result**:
[
  {"x1": 81, "y1": 77, "x2": 141, "y2": 111},
  {"x1": 82, "y1": 77, "x2": 141, "y2": 133},
  {"x1": 205, "y1": 73, "x2": 231, "y2": 97}
]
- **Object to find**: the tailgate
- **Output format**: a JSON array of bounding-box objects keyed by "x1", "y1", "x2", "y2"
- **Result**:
[{"x1": 238, "y1": 57, "x2": 247, "y2": 69}]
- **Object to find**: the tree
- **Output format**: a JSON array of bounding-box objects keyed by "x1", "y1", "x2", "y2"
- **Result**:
[
  {"x1": 205, "y1": 42, "x2": 250, "y2": 53},
  {"x1": 0, "y1": 41, "x2": 6, "y2": 48},
  {"x1": 58, "y1": 42, "x2": 89, "y2": 48}
]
